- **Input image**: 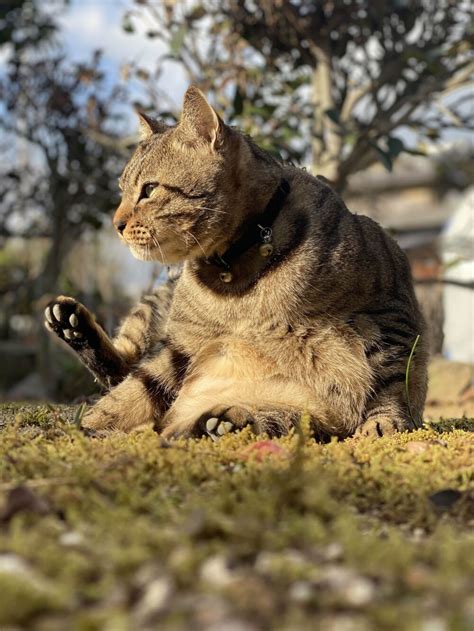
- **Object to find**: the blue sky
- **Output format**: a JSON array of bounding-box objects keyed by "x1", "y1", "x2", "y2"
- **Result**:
[{"x1": 58, "y1": 0, "x2": 188, "y2": 125}]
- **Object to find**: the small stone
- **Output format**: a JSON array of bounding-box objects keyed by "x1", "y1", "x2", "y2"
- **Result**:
[
  {"x1": 200, "y1": 555, "x2": 235, "y2": 587},
  {"x1": 342, "y1": 576, "x2": 375, "y2": 607},
  {"x1": 413, "y1": 527, "x2": 425, "y2": 542},
  {"x1": 134, "y1": 577, "x2": 172, "y2": 623},
  {"x1": 59, "y1": 531, "x2": 84, "y2": 547},
  {"x1": 289, "y1": 581, "x2": 313, "y2": 603},
  {"x1": 69, "y1": 313, "x2": 79, "y2": 327},
  {"x1": 421, "y1": 618, "x2": 447, "y2": 631},
  {"x1": 206, "y1": 417, "x2": 218, "y2": 432},
  {"x1": 323, "y1": 542, "x2": 344, "y2": 562},
  {"x1": 321, "y1": 566, "x2": 375, "y2": 607},
  {"x1": 52, "y1": 304, "x2": 62, "y2": 321}
]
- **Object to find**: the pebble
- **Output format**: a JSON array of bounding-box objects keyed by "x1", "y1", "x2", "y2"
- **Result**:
[
  {"x1": 289, "y1": 580, "x2": 313, "y2": 603},
  {"x1": 200, "y1": 555, "x2": 235, "y2": 587},
  {"x1": 59, "y1": 531, "x2": 84, "y2": 547},
  {"x1": 321, "y1": 565, "x2": 375, "y2": 607},
  {"x1": 134, "y1": 577, "x2": 173, "y2": 623}
]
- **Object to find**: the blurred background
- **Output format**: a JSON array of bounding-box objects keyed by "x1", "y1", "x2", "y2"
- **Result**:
[{"x1": 0, "y1": 0, "x2": 472, "y2": 407}]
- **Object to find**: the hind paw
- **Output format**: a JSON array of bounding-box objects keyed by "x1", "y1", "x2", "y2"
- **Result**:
[
  {"x1": 161, "y1": 405, "x2": 256, "y2": 440},
  {"x1": 198, "y1": 406, "x2": 256, "y2": 441},
  {"x1": 354, "y1": 416, "x2": 407, "y2": 438}
]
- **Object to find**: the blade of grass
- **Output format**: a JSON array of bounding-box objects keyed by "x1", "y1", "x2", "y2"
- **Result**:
[{"x1": 405, "y1": 334, "x2": 420, "y2": 427}]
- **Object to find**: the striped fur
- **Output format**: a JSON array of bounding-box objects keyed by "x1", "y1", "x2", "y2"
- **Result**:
[{"x1": 46, "y1": 87, "x2": 428, "y2": 439}]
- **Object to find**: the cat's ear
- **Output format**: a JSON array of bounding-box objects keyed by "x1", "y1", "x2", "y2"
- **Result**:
[
  {"x1": 137, "y1": 112, "x2": 168, "y2": 140},
  {"x1": 179, "y1": 86, "x2": 222, "y2": 149}
]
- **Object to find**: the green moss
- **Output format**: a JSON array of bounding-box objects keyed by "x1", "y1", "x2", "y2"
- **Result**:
[{"x1": 0, "y1": 407, "x2": 473, "y2": 629}]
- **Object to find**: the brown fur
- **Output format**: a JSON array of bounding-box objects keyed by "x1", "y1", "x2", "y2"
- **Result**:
[{"x1": 45, "y1": 87, "x2": 428, "y2": 439}]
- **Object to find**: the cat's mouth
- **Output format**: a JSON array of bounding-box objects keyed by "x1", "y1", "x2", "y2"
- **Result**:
[{"x1": 128, "y1": 240, "x2": 184, "y2": 264}]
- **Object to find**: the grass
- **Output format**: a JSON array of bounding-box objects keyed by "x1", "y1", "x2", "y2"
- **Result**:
[{"x1": 0, "y1": 403, "x2": 473, "y2": 630}]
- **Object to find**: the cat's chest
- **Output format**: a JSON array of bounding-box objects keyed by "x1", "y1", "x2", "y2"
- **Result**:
[{"x1": 168, "y1": 268, "x2": 300, "y2": 351}]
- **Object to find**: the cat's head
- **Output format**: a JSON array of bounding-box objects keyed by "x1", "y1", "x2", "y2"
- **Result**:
[{"x1": 114, "y1": 87, "x2": 280, "y2": 263}]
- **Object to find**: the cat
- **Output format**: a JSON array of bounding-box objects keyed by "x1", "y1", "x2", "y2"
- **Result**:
[{"x1": 44, "y1": 86, "x2": 428, "y2": 440}]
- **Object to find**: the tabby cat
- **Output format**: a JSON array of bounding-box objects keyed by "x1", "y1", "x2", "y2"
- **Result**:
[{"x1": 44, "y1": 86, "x2": 428, "y2": 439}]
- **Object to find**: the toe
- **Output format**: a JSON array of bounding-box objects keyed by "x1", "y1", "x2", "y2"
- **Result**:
[
  {"x1": 216, "y1": 422, "x2": 227, "y2": 436},
  {"x1": 52, "y1": 304, "x2": 62, "y2": 322},
  {"x1": 206, "y1": 417, "x2": 219, "y2": 432},
  {"x1": 222, "y1": 421, "x2": 233, "y2": 433}
]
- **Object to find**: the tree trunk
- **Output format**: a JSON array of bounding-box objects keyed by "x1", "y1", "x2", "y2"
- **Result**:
[
  {"x1": 310, "y1": 47, "x2": 341, "y2": 184},
  {"x1": 35, "y1": 193, "x2": 72, "y2": 399}
]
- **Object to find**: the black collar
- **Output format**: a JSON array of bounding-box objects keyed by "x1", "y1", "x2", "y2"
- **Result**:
[{"x1": 207, "y1": 178, "x2": 290, "y2": 270}]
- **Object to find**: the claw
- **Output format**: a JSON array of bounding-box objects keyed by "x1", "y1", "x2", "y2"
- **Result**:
[
  {"x1": 69, "y1": 313, "x2": 79, "y2": 327},
  {"x1": 63, "y1": 329, "x2": 73, "y2": 340},
  {"x1": 44, "y1": 320, "x2": 53, "y2": 332}
]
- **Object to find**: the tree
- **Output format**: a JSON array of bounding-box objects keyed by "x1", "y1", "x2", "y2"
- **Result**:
[
  {"x1": 0, "y1": 1, "x2": 127, "y2": 298},
  {"x1": 124, "y1": 0, "x2": 473, "y2": 190},
  {"x1": 0, "y1": 1, "x2": 129, "y2": 397}
]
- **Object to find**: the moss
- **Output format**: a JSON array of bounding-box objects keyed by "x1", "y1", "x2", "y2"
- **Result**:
[{"x1": 0, "y1": 407, "x2": 473, "y2": 629}]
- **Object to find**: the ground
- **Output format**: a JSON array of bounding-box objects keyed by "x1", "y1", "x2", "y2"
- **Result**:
[{"x1": 0, "y1": 395, "x2": 473, "y2": 631}]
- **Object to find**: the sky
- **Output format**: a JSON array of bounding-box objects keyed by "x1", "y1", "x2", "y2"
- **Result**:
[
  {"x1": 58, "y1": 0, "x2": 188, "y2": 111},
  {"x1": 57, "y1": 0, "x2": 189, "y2": 292}
]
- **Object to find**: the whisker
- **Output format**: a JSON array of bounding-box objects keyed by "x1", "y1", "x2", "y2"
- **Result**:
[
  {"x1": 151, "y1": 234, "x2": 168, "y2": 267},
  {"x1": 186, "y1": 231, "x2": 208, "y2": 258}
]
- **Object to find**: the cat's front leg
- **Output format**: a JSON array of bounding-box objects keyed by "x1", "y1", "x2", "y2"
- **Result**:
[
  {"x1": 44, "y1": 296, "x2": 129, "y2": 389},
  {"x1": 81, "y1": 346, "x2": 185, "y2": 432}
]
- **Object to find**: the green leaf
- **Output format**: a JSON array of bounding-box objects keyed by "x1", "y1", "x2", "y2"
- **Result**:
[
  {"x1": 170, "y1": 26, "x2": 187, "y2": 56},
  {"x1": 232, "y1": 87, "x2": 244, "y2": 116},
  {"x1": 325, "y1": 108, "x2": 340, "y2": 125},
  {"x1": 371, "y1": 142, "x2": 393, "y2": 171},
  {"x1": 387, "y1": 136, "x2": 405, "y2": 159},
  {"x1": 122, "y1": 14, "x2": 135, "y2": 34}
]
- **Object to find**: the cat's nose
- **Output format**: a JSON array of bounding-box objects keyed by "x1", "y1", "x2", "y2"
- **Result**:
[{"x1": 114, "y1": 218, "x2": 127, "y2": 235}]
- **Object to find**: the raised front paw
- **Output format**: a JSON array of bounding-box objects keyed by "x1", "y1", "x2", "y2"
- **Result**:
[{"x1": 44, "y1": 296, "x2": 97, "y2": 350}]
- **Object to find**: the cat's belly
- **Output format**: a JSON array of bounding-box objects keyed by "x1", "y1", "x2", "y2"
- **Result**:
[{"x1": 169, "y1": 338, "x2": 317, "y2": 425}]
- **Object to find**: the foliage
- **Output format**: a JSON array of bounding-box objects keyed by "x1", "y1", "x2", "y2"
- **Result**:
[
  {"x1": 0, "y1": 405, "x2": 473, "y2": 628},
  {"x1": 0, "y1": 1, "x2": 127, "y2": 296},
  {"x1": 125, "y1": 0, "x2": 473, "y2": 188}
]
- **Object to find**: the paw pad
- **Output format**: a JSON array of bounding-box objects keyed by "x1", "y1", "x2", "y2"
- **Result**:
[{"x1": 44, "y1": 298, "x2": 89, "y2": 347}]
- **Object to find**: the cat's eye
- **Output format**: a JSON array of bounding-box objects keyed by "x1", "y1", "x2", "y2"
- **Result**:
[{"x1": 142, "y1": 183, "x2": 158, "y2": 199}]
